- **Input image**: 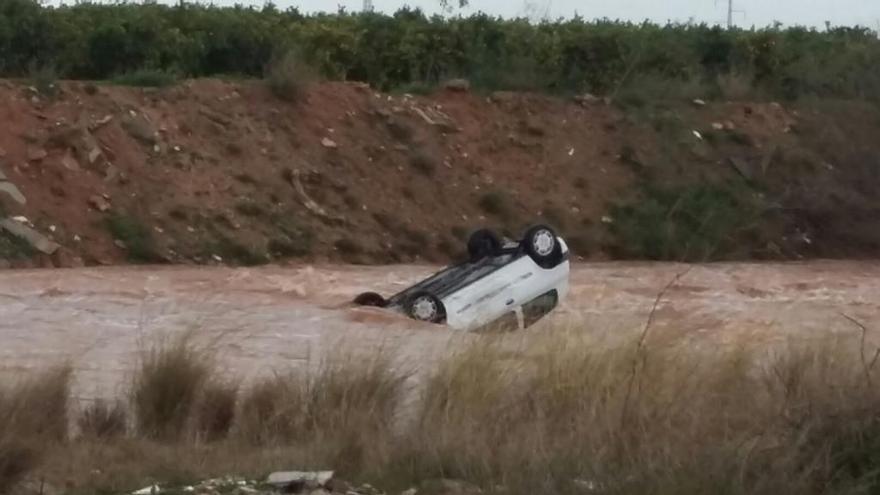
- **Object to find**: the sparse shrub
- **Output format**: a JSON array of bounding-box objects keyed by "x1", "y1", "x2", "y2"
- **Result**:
[
  {"x1": 112, "y1": 69, "x2": 177, "y2": 87},
  {"x1": 477, "y1": 191, "x2": 512, "y2": 219},
  {"x1": 334, "y1": 237, "x2": 362, "y2": 255},
  {"x1": 105, "y1": 213, "x2": 162, "y2": 262},
  {"x1": 207, "y1": 234, "x2": 267, "y2": 266},
  {"x1": 266, "y1": 219, "x2": 312, "y2": 258},
  {"x1": 28, "y1": 62, "x2": 58, "y2": 98},
  {"x1": 265, "y1": 50, "x2": 315, "y2": 102},
  {"x1": 450, "y1": 225, "x2": 469, "y2": 240},
  {"x1": 409, "y1": 150, "x2": 437, "y2": 176},
  {"x1": 0, "y1": 366, "x2": 72, "y2": 492},
  {"x1": 609, "y1": 181, "x2": 763, "y2": 261},
  {"x1": 78, "y1": 399, "x2": 127, "y2": 438},
  {"x1": 234, "y1": 201, "x2": 266, "y2": 217},
  {"x1": 168, "y1": 206, "x2": 189, "y2": 222},
  {"x1": 717, "y1": 71, "x2": 754, "y2": 100},
  {"x1": 0, "y1": 230, "x2": 36, "y2": 260},
  {"x1": 541, "y1": 205, "x2": 568, "y2": 229},
  {"x1": 233, "y1": 173, "x2": 256, "y2": 184},
  {"x1": 192, "y1": 380, "x2": 238, "y2": 442},
  {"x1": 385, "y1": 118, "x2": 415, "y2": 143},
  {"x1": 131, "y1": 334, "x2": 211, "y2": 440},
  {"x1": 238, "y1": 347, "x2": 405, "y2": 470}
]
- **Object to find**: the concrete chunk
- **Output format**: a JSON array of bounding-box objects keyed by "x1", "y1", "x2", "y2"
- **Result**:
[
  {"x1": 267, "y1": 471, "x2": 334, "y2": 490},
  {"x1": 0, "y1": 182, "x2": 26, "y2": 205},
  {"x1": 0, "y1": 218, "x2": 60, "y2": 254}
]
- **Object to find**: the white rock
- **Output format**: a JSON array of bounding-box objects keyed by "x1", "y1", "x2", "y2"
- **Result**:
[
  {"x1": 11, "y1": 216, "x2": 28, "y2": 223},
  {"x1": 132, "y1": 485, "x2": 161, "y2": 495},
  {"x1": 692, "y1": 130, "x2": 703, "y2": 140},
  {"x1": 601, "y1": 215, "x2": 614, "y2": 224},
  {"x1": 321, "y1": 137, "x2": 338, "y2": 149},
  {"x1": 267, "y1": 471, "x2": 334, "y2": 488}
]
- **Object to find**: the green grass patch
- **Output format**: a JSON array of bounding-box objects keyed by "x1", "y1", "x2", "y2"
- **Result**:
[
  {"x1": 608, "y1": 181, "x2": 764, "y2": 261},
  {"x1": 105, "y1": 213, "x2": 163, "y2": 262},
  {"x1": 111, "y1": 69, "x2": 177, "y2": 87}
]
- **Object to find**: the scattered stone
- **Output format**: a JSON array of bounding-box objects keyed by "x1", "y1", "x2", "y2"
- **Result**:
[
  {"x1": 724, "y1": 120, "x2": 736, "y2": 130},
  {"x1": 400, "y1": 489, "x2": 418, "y2": 495},
  {"x1": 212, "y1": 254, "x2": 223, "y2": 262},
  {"x1": 0, "y1": 218, "x2": 60, "y2": 254},
  {"x1": 132, "y1": 485, "x2": 161, "y2": 495},
  {"x1": 711, "y1": 122, "x2": 724, "y2": 131},
  {"x1": 443, "y1": 79, "x2": 471, "y2": 92},
  {"x1": 321, "y1": 137, "x2": 338, "y2": 149},
  {"x1": 53, "y1": 154, "x2": 78, "y2": 174},
  {"x1": 88, "y1": 195, "x2": 111, "y2": 212},
  {"x1": 121, "y1": 112, "x2": 159, "y2": 144},
  {"x1": 574, "y1": 93, "x2": 600, "y2": 105},
  {"x1": 73, "y1": 234, "x2": 81, "y2": 242},
  {"x1": 692, "y1": 130, "x2": 703, "y2": 140},
  {"x1": 90, "y1": 114, "x2": 114, "y2": 131},
  {"x1": 488, "y1": 91, "x2": 516, "y2": 104},
  {"x1": 88, "y1": 147, "x2": 102, "y2": 164},
  {"x1": 114, "y1": 239, "x2": 127, "y2": 250},
  {"x1": 52, "y1": 247, "x2": 85, "y2": 268},
  {"x1": 0, "y1": 146, "x2": 6, "y2": 158},
  {"x1": 12, "y1": 216, "x2": 28, "y2": 224},
  {"x1": 601, "y1": 215, "x2": 614, "y2": 224},
  {"x1": 692, "y1": 98, "x2": 707, "y2": 106},
  {"x1": 267, "y1": 471, "x2": 335, "y2": 491},
  {"x1": 26, "y1": 146, "x2": 48, "y2": 162},
  {"x1": 0, "y1": 182, "x2": 26, "y2": 205}
]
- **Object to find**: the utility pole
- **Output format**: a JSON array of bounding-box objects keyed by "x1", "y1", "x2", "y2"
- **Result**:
[
  {"x1": 363, "y1": 0, "x2": 373, "y2": 12},
  {"x1": 726, "y1": 0, "x2": 733, "y2": 29},
  {"x1": 716, "y1": 0, "x2": 744, "y2": 29}
]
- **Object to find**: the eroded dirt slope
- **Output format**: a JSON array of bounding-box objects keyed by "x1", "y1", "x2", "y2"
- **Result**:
[{"x1": 0, "y1": 79, "x2": 876, "y2": 267}]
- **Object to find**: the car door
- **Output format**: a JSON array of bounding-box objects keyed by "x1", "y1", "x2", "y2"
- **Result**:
[{"x1": 444, "y1": 257, "x2": 533, "y2": 330}]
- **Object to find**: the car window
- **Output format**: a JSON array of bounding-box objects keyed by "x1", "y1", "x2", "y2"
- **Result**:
[{"x1": 522, "y1": 290, "x2": 559, "y2": 328}]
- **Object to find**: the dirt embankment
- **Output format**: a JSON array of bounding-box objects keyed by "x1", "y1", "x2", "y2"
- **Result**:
[{"x1": 0, "y1": 79, "x2": 878, "y2": 268}]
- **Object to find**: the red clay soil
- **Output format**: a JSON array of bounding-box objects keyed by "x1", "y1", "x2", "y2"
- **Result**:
[{"x1": 0, "y1": 78, "x2": 875, "y2": 268}]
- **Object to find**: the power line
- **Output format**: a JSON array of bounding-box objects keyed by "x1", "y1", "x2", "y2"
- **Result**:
[{"x1": 716, "y1": 0, "x2": 745, "y2": 29}]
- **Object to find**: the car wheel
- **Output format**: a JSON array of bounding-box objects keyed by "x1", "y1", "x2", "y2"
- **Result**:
[
  {"x1": 467, "y1": 228, "x2": 502, "y2": 260},
  {"x1": 353, "y1": 292, "x2": 387, "y2": 307},
  {"x1": 406, "y1": 292, "x2": 445, "y2": 323},
  {"x1": 523, "y1": 225, "x2": 563, "y2": 267}
]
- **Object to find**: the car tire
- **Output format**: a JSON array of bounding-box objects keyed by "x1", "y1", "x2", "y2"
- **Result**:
[
  {"x1": 467, "y1": 228, "x2": 502, "y2": 260},
  {"x1": 522, "y1": 224, "x2": 563, "y2": 268},
  {"x1": 405, "y1": 292, "x2": 445, "y2": 323},
  {"x1": 353, "y1": 292, "x2": 388, "y2": 307}
]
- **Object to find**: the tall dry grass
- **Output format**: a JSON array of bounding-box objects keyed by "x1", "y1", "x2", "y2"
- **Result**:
[
  {"x1": 0, "y1": 366, "x2": 71, "y2": 492},
  {"x1": 3, "y1": 329, "x2": 880, "y2": 495}
]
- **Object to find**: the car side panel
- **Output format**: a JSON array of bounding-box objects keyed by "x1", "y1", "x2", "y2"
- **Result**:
[
  {"x1": 444, "y1": 256, "x2": 569, "y2": 331},
  {"x1": 443, "y1": 257, "x2": 535, "y2": 330}
]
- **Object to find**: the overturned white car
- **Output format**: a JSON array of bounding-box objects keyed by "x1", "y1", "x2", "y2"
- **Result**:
[{"x1": 354, "y1": 225, "x2": 570, "y2": 332}]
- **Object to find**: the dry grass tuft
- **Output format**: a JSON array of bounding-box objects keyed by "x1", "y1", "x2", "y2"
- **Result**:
[
  {"x1": 265, "y1": 50, "x2": 316, "y2": 102},
  {"x1": 5, "y1": 329, "x2": 880, "y2": 495},
  {"x1": 0, "y1": 366, "x2": 72, "y2": 492},
  {"x1": 193, "y1": 380, "x2": 239, "y2": 443},
  {"x1": 238, "y1": 346, "x2": 407, "y2": 474},
  {"x1": 132, "y1": 334, "x2": 212, "y2": 440},
  {"x1": 78, "y1": 399, "x2": 128, "y2": 439}
]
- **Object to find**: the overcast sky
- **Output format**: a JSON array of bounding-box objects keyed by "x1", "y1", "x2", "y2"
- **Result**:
[{"x1": 195, "y1": 0, "x2": 880, "y2": 28}]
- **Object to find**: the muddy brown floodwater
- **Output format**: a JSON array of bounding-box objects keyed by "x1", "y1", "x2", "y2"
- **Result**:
[{"x1": 0, "y1": 261, "x2": 878, "y2": 403}]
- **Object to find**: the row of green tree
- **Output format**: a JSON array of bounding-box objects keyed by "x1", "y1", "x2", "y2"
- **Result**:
[{"x1": 1, "y1": 0, "x2": 878, "y2": 99}]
